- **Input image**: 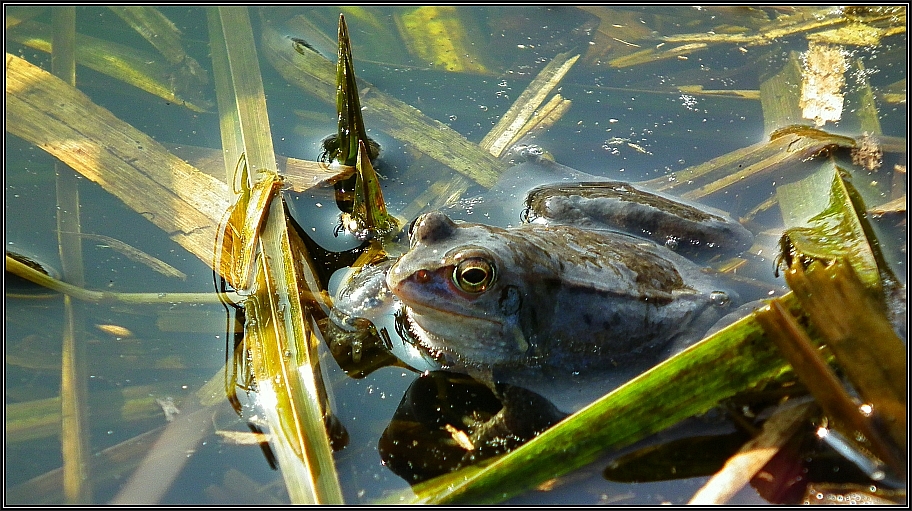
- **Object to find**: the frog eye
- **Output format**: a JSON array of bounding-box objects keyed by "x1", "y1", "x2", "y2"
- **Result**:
[{"x1": 453, "y1": 257, "x2": 496, "y2": 293}]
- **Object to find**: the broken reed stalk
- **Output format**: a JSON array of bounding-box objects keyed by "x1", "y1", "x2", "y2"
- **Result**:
[
  {"x1": 689, "y1": 400, "x2": 817, "y2": 505},
  {"x1": 756, "y1": 297, "x2": 905, "y2": 475}
]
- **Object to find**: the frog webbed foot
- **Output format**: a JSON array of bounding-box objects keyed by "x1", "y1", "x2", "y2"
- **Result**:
[{"x1": 468, "y1": 383, "x2": 567, "y2": 458}]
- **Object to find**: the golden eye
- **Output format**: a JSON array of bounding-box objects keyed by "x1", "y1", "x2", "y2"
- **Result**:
[{"x1": 453, "y1": 258, "x2": 495, "y2": 293}]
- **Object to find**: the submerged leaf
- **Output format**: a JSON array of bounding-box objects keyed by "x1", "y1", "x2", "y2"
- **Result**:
[
  {"x1": 395, "y1": 6, "x2": 489, "y2": 74},
  {"x1": 604, "y1": 430, "x2": 752, "y2": 483},
  {"x1": 75, "y1": 233, "x2": 187, "y2": 280},
  {"x1": 8, "y1": 20, "x2": 212, "y2": 112},
  {"x1": 108, "y1": 6, "x2": 209, "y2": 87}
]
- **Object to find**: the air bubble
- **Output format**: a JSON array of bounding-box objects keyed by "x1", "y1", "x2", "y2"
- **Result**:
[{"x1": 710, "y1": 291, "x2": 730, "y2": 307}]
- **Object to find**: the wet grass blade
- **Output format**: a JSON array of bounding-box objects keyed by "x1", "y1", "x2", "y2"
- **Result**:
[
  {"x1": 6, "y1": 383, "x2": 179, "y2": 445},
  {"x1": 689, "y1": 399, "x2": 817, "y2": 504},
  {"x1": 166, "y1": 143, "x2": 351, "y2": 190},
  {"x1": 407, "y1": 298, "x2": 801, "y2": 504},
  {"x1": 6, "y1": 254, "x2": 240, "y2": 305},
  {"x1": 69, "y1": 233, "x2": 187, "y2": 280},
  {"x1": 334, "y1": 14, "x2": 369, "y2": 167},
  {"x1": 394, "y1": 6, "x2": 489, "y2": 74},
  {"x1": 7, "y1": 427, "x2": 165, "y2": 504},
  {"x1": 637, "y1": 126, "x2": 856, "y2": 200},
  {"x1": 661, "y1": 8, "x2": 846, "y2": 46},
  {"x1": 5, "y1": 5, "x2": 46, "y2": 28},
  {"x1": 776, "y1": 164, "x2": 881, "y2": 288},
  {"x1": 608, "y1": 42, "x2": 708, "y2": 68},
  {"x1": 761, "y1": 270, "x2": 905, "y2": 475},
  {"x1": 5, "y1": 53, "x2": 231, "y2": 271},
  {"x1": 109, "y1": 404, "x2": 214, "y2": 503},
  {"x1": 480, "y1": 51, "x2": 579, "y2": 158},
  {"x1": 217, "y1": 155, "x2": 283, "y2": 290},
  {"x1": 759, "y1": 51, "x2": 805, "y2": 137},
  {"x1": 340, "y1": 140, "x2": 401, "y2": 240},
  {"x1": 789, "y1": 261, "x2": 907, "y2": 454},
  {"x1": 50, "y1": 7, "x2": 91, "y2": 502},
  {"x1": 777, "y1": 166, "x2": 906, "y2": 455},
  {"x1": 209, "y1": 6, "x2": 343, "y2": 503},
  {"x1": 108, "y1": 6, "x2": 209, "y2": 86}
]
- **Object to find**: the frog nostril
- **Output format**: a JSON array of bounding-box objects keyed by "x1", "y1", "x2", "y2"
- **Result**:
[{"x1": 415, "y1": 269, "x2": 431, "y2": 283}]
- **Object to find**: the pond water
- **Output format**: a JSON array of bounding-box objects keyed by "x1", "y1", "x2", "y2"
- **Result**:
[{"x1": 5, "y1": 5, "x2": 907, "y2": 505}]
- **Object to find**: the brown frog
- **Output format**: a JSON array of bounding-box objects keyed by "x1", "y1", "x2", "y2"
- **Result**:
[
  {"x1": 386, "y1": 180, "x2": 751, "y2": 395},
  {"x1": 363, "y1": 175, "x2": 758, "y2": 471}
]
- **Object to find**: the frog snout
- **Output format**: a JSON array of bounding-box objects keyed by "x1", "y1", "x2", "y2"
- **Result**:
[{"x1": 386, "y1": 260, "x2": 404, "y2": 291}]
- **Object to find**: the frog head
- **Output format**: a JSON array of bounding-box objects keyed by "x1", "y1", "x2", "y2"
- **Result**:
[{"x1": 387, "y1": 211, "x2": 536, "y2": 369}]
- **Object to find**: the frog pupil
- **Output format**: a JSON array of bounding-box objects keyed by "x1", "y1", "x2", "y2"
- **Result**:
[{"x1": 462, "y1": 267, "x2": 487, "y2": 285}]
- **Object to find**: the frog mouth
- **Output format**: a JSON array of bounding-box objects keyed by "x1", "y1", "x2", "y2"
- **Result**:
[{"x1": 402, "y1": 301, "x2": 502, "y2": 328}]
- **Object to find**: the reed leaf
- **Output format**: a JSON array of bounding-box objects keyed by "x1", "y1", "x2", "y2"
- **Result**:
[
  {"x1": 407, "y1": 298, "x2": 800, "y2": 504},
  {"x1": 260, "y1": 14, "x2": 505, "y2": 188},
  {"x1": 209, "y1": 6, "x2": 343, "y2": 504},
  {"x1": 108, "y1": 6, "x2": 209, "y2": 87},
  {"x1": 5, "y1": 53, "x2": 231, "y2": 272}
]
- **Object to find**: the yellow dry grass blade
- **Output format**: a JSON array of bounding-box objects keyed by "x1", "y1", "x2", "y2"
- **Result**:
[
  {"x1": 208, "y1": 6, "x2": 343, "y2": 504},
  {"x1": 5, "y1": 52, "x2": 231, "y2": 278},
  {"x1": 8, "y1": 19, "x2": 212, "y2": 112}
]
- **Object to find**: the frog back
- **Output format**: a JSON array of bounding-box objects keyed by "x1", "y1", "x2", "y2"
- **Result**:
[{"x1": 499, "y1": 224, "x2": 726, "y2": 374}]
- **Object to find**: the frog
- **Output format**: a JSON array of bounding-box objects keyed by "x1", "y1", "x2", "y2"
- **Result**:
[
  {"x1": 381, "y1": 154, "x2": 757, "y2": 411},
  {"x1": 333, "y1": 152, "x2": 759, "y2": 459}
]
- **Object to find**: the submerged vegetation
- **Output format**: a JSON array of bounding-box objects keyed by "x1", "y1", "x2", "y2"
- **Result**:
[{"x1": 5, "y1": 5, "x2": 906, "y2": 505}]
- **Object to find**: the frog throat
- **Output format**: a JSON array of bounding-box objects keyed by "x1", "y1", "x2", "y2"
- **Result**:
[{"x1": 404, "y1": 306, "x2": 531, "y2": 369}]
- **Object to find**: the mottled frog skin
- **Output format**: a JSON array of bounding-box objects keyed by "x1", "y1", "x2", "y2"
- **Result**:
[{"x1": 387, "y1": 197, "x2": 744, "y2": 380}]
